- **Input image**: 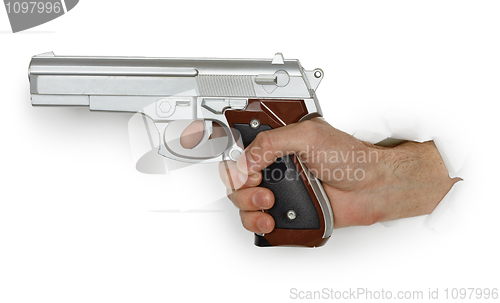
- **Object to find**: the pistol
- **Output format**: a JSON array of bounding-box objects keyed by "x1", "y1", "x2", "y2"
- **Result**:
[{"x1": 29, "y1": 52, "x2": 334, "y2": 247}]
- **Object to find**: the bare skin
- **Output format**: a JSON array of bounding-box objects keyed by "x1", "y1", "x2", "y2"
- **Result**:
[{"x1": 217, "y1": 118, "x2": 461, "y2": 234}]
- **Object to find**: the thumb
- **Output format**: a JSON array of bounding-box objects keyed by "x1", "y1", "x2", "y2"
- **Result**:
[{"x1": 236, "y1": 119, "x2": 320, "y2": 174}]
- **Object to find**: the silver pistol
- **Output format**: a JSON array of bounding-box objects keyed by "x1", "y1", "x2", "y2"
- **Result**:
[{"x1": 29, "y1": 52, "x2": 333, "y2": 247}]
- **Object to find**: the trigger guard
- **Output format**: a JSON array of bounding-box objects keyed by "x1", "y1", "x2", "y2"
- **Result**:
[{"x1": 154, "y1": 120, "x2": 234, "y2": 164}]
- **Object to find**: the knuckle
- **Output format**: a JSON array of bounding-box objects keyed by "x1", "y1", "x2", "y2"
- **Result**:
[
  {"x1": 247, "y1": 172, "x2": 262, "y2": 185},
  {"x1": 229, "y1": 189, "x2": 251, "y2": 210},
  {"x1": 239, "y1": 211, "x2": 252, "y2": 230},
  {"x1": 255, "y1": 131, "x2": 274, "y2": 152},
  {"x1": 228, "y1": 190, "x2": 241, "y2": 205},
  {"x1": 226, "y1": 188, "x2": 233, "y2": 199},
  {"x1": 299, "y1": 119, "x2": 319, "y2": 134}
]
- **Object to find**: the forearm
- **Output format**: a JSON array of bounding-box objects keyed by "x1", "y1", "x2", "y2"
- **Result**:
[{"x1": 371, "y1": 141, "x2": 461, "y2": 223}]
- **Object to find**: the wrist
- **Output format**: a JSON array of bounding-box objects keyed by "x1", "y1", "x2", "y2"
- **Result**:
[{"x1": 368, "y1": 141, "x2": 460, "y2": 223}]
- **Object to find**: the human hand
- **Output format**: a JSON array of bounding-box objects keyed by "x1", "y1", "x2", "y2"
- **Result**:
[{"x1": 219, "y1": 117, "x2": 460, "y2": 234}]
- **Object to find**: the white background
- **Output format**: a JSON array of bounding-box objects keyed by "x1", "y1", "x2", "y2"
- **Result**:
[{"x1": 1, "y1": 1, "x2": 499, "y2": 302}]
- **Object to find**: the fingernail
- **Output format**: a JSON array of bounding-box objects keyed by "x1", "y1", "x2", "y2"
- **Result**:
[
  {"x1": 253, "y1": 191, "x2": 270, "y2": 209},
  {"x1": 257, "y1": 218, "x2": 270, "y2": 233},
  {"x1": 237, "y1": 150, "x2": 258, "y2": 174}
]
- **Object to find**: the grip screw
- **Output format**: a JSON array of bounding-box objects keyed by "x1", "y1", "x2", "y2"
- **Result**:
[
  {"x1": 250, "y1": 119, "x2": 260, "y2": 129},
  {"x1": 287, "y1": 210, "x2": 297, "y2": 220}
]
